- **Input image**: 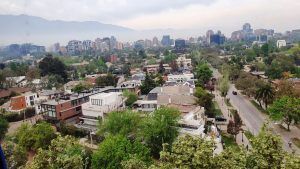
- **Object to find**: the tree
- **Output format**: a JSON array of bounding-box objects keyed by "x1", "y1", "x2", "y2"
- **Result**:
[
  {"x1": 72, "y1": 82, "x2": 92, "y2": 94},
  {"x1": 247, "y1": 124, "x2": 286, "y2": 168},
  {"x1": 261, "y1": 43, "x2": 269, "y2": 57},
  {"x1": 91, "y1": 134, "x2": 151, "y2": 169},
  {"x1": 275, "y1": 80, "x2": 300, "y2": 98},
  {"x1": 227, "y1": 120, "x2": 239, "y2": 139},
  {"x1": 158, "y1": 135, "x2": 215, "y2": 168},
  {"x1": 26, "y1": 135, "x2": 91, "y2": 169},
  {"x1": 195, "y1": 63, "x2": 213, "y2": 85},
  {"x1": 121, "y1": 155, "x2": 148, "y2": 169},
  {"x1": 26, "y1": 67, "x2": 40, "y2": 81},
  {"x1": 15, "y1": 122, "x2": 56, "y2": 151},
  {"x1": 268, "y1": 96, "x2": 300, "y2": 131},
  {"x1": 39, "y1": 54, "x2": 68, "y2": 81},
  {"x1": 169, "y1": 60, "x2": 178, "y2": 73},
  {"x1": 95, "y1": 73, "x2": 118, "y2": 87},
  {"x1": 139, "y1": 107, "x2": 180, "y2": 157},
  {"x1": 0, "y1": 116, "x2": 9, "y2": 140},
  {"x1": 255, "y1": 83, "x2": 275, "y2": 109},
  {"x1": 156, "y1": 74, "x2": 165, "y2": 86},
  {"x1": 140, "y1": 73, "x2": 157, "y2": 95},
  {"x1": 2, "y1": 141, "x2": 27, "y2": 169},
  {"x1": 123, "y1": 90, "x2": 138, "y2": 108},
  {"x1": 158, "y1": 61, "x2": 165, "y2": 74},
  {"x1": 218, "y1": 73, "x2": 230, "y2": 97},
  {"x1": 194, "y1": 87, "x2": 214, "y2": 113},
  {"x1": 98, "y1": 111, "x2": 141, "y2": 137}
]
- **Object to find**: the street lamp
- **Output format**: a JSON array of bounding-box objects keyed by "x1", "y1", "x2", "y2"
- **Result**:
[{"x1": 241, "y1": 129, "x2": 244, "y2": 142}]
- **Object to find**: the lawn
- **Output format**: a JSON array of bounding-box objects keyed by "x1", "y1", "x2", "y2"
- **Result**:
[
  {"x1": 221, "y1": 132, "x2": 239, "y2": 149},
  {"x1": 291, "y1": 138, "x2": 300, "y2": 148},
  {"x1": 250, "y1": 100, "x2": 268, "y2": 114},
  {"x1": 213, "y1": 101, "x2": 222, "y2": 116}
]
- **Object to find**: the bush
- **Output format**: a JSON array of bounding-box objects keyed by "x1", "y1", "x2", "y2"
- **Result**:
[
  {"x1": 58, "y1": 122, "x2": 88, "y2": 138},
  {"x1": 3, "y1": 108, "x2": 36, "y2": 122}
]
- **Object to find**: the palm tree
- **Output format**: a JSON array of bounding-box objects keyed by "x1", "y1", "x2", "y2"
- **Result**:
[{"x1": 255, "y1": 84, "x2": 275, "y2": 109}]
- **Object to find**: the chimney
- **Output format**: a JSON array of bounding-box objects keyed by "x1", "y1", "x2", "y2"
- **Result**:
[
  {"x1": 190, "y1": 88, "x2": 193, "y2": 95},
  {"x1": 168, "y1": 95, "x2": 171, "y2": 104},
  {"x1": 160, "y1": 87, "x2": 163, "y2": 93}
]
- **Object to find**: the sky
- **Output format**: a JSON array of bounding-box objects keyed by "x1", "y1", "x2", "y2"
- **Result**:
[{"x1": 0, "y1": 0, "x2": 300, "y2": 37}]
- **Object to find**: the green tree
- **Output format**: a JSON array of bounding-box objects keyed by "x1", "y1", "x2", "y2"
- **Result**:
[
  {"x1": 2, "y1": 141, "x2": 27, "y2": 169},
  {"x1": 156, "y1": 74, "x2": 165, "y2": 86},
  {"x1": 268, "y1": 96, "x2": 300, "y2": 131},
  {"x1": 95, "y1": 73, "x2": 118, "y2": 87},
  {"x1": 39, "y1": 54, "x2": 68, "y2": 81},
  {"x1": 195, "y1": 62, "x2": 213, "y2": 85},
  {"x1": 72, "y1": 82, "x2": 92, "y2": 94},
  {"x1": 140, "y1": 73, "x2": 157, "y2": 95},
  {"x1": 98, "y1": 111, "x2": 141, "y2": 137},
  {"x1": 218, "y1": 73, "x2": 230, "y2": 97},
  {"x1": 139, "y1": 107, "x2": 180, "y2": 157},
  {"x1": 91, "y1": 134, "x2": 151, "y2": 169},
  {"x1": 194, "y1": 87, "x2": 214, "y2": 113},
  {"x1": 261, "y1": 43, "x2": 269, "y2": 57},
  {"x1": 15, "y1": 122, "x2": 56, "y2": 151},
  {"x1": 26, "y1": 135, "x2": 91, "y2": 169},
  {"x1": 158, "y1": 135, "x2": 216, "y2": 168},
  {"x1": 0, "y1": 116, "x2": 9, "y2": 140},
  {"x1": 247, "y1": 124, "x2": 285, "y2": 168},
  {"x1": 123, "y1": 90, "x2": 138, "y2": 108},
  {"x1": 255, "y1": 83, "x2": 275, "y2": 109}
]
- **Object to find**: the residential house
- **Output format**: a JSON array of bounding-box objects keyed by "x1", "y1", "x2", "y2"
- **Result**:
[{"x1": 78, "y1": 92, "x2": 124, "y2": 130}]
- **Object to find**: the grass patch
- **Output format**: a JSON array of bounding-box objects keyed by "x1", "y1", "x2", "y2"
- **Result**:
[
  {"x1": 213, "y1": 101, "x2": 222, "y2": 116},
  {"x1": 225, "y1": 98, "x2": 232, "y2": 107},
  {"x1": 250, "y1": 100, "x2": 268, "y2": 114},
  {"x1": 221, "y1": 132, "x2": 239, "y2": 149},
  {"x1": 244, "y1": 130, "x2": 254, "y2": 140},
  {"x1": 291, "y1": 138, "x2": 300, "y2": 148}
]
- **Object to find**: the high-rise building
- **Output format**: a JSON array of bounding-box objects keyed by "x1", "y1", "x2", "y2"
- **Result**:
[
  {"x1": 53, "y1": 43, "x2": 60, "y2": 53},
  {"x1": 110, "y1": 36, "x2": 117, "y2": 50},
  {"x1": 175, "y1": 39, "x2": 186, "y2": 49},
  {"x1": 206, "y1": 30, "x2": 214, "y2": 44},
  {"x1": 145, "y1": 39, "x2": 153, "y2": 48},
  {"x1": 161, "y1": 35, "x2": 171, "y2": 46},
  {"x1": 66, "y1": 40, "x2": 82, "y2": 55},
  {"x1": 243, "y1": 23, "x2": 253, "y2": 33},
  {"x1": 82, "y1": 40, "x2": 93, "y2": 51},
  {"x1": 210, "y1": 33, "x2": 225, "y2": 45},
  {"x1": 152, "y1": 37, "x2": 159, "y2": 47}
]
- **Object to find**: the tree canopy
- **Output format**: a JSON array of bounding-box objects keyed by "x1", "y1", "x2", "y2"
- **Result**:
[
  {"x1": 195, "y1": 62, "x2": 213, "y2": 85},
  {"x1": 39, "y1": 54, "x2": 68, "y2": 81}
]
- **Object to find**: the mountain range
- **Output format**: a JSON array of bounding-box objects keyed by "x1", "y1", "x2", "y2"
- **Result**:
[
  {"x1": 0, "y1": 14, "x2": 206, "y2": 46},
  {"x1": 0, "y1": 14, "x2": 135, "y2": 45}
]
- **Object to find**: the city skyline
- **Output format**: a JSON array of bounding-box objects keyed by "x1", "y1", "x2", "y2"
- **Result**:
[{"x1": 0, "y1": 0, "x2": 299, "y2": 36}]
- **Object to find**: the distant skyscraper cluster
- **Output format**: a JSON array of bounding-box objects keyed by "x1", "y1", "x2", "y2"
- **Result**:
[{"x1": 51, "y1": 36, "x2": 123, "y2": 55}]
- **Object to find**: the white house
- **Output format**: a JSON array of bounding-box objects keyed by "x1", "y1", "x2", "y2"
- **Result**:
[
  {"x1": 276, "y1": 40, "x2": 287, "y2": 48},
  {"x1": 167, "y1": 73, "x2": 194, "y2": 83},
  {"x1": 6, "y1": 76, "x2": 27, "y2": 87},
  {"x1": 176, "y1": 55, "x2": 192, "y2": 69},
  {"x1": 80, "y1": 92, "x2": 124, "y2": 127}
]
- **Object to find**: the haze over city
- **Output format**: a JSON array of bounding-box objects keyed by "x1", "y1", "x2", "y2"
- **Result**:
[{"x1": 0, "y1": 0, "x2": 300, "y2": 45}]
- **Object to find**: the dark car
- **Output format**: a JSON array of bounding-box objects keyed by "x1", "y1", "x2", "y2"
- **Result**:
[
  {"x1": 215, "y1": 116, "x2": 227, "y2": 122},
  {"x1": 232, "y1": 91, "x2": 237, "y2": 95}
]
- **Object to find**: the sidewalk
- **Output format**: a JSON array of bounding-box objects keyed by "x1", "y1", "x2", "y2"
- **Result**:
[{"x1": 213, "y1": 90, "x2": 251, "y2": 149}]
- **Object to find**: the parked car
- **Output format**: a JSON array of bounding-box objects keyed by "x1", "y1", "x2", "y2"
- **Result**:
[
  {"x1": 215, "y1": 116, "x2": 227, "y2": 122},
  {"x1": 232, "y1": 91, "x2": 237, "y2": 95}
]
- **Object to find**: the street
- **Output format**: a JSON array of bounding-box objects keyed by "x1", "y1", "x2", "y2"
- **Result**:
[{"x1": 211, "y1": 66, "x2": 300, "y2": 154}]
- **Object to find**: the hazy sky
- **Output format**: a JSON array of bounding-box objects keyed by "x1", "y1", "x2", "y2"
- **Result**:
[{"x1": 0, "y1": 0, "x2": 300, "y2": 36}]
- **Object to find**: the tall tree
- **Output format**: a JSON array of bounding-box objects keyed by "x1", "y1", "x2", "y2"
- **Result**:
[
  {"x1": 139, "y1": 107, "x2": 180, "y2": 158},
  {"x1": 26, "y1": 135, "x2": 91, "y2": 169},
  {"x1": 195, "y1": 63, "x2": 213, "y2": 85},
  {"x1": 39, "y1": 54, "x2": 68, "y2": 81},
  {"x1": 98, "y1": 110, "x2": 141, "y2": 137},
  {"x1": 0, "y1": 116, "x2": 9, "y2": 141},
  {"x1": 123, "y1": 91, "x2": 138, "y2": 108},
  {"x1": 268, "y1": 96, "x2": 300, "y2": 131},
  {"x1": 92, "y1": 134, "x2": 151, "y2": 169},
  {"x1": 95, "y1": 73, "x2": 118, "y2": 87},
  {"x1": 218, "y1": 73, "x2": 230, "y2": 97},
  {"x1": 140, "y1": 73, "x2": 157, "y2": 95},
  {"x1": 255, "y1": 83, "x2": 275, "y2": 109},
  {"x1": 194, "y1": 87, "x2": 214, "y2": 114}
]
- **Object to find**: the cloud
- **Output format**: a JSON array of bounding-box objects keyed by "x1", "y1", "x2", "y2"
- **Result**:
[
  {"x1": 119, "y1": 0, "x2": 300, "y2": 35},
  {"x1": 0, "y1": 0, "x2": 215, "y2": 22},
  {"x1": 0, "y1": 0, "x2": 299, "y2": 37}
]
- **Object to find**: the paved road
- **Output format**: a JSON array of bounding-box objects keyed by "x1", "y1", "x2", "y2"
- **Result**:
[{"x1": 211, "y1": 66, "x2": 300, "y2": 153}]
